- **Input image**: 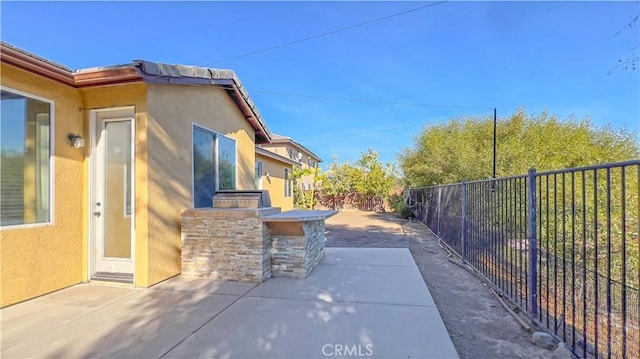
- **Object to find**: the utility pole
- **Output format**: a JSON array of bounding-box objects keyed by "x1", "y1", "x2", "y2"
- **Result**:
[{"x1": 492, "y1": 108, "x2": 497, "y2": 191}]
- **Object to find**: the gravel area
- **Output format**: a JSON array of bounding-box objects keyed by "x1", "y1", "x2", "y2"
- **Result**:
[{"x1": 325, "y1": 210, "x2": 552, "y2": 359}]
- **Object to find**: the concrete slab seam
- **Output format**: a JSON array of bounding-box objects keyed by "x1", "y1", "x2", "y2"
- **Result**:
[
  {"x1": 157, "y1": 292, "x2": 246, "y2": 359},
  {"x1": 240, "y1": 293, "x2": 437, "y2": 308},
  {"x1": 149, "y1": 283, "x2": 258, "y2": 297}
]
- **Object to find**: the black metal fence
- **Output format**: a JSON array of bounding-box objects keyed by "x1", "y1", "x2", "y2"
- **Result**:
[{"x1": 406, "y1": 160, "x2": 640, "y2": 359}]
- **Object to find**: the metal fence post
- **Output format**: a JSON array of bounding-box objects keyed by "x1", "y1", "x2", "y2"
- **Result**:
[
  {"x1": 461, "y1": 181, "x2": 467, "y2": 263},
  {"x1": 437, "y1": 187, "x2": 442, "y2": 235},
  {"x1": 527, "y1": 168, "x2": 538, "y2": 319}
]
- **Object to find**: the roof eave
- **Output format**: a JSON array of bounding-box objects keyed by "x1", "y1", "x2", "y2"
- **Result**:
[
  {"x1": 229, "y1": 83, "x2": 272, "y2": 144},
  {"x1": 74, "y1": 66, "x2": 142, "y2": 88},
  {"x1": 263, "y1": 137, "x2": 322, "y2": 162},
  {"x1": 135, "y1": 61, "x2": 272, "y2": 144},
  {"x1": 255, "y1": 147, "x2": 299, "y2": 166},
  {"x1": 1, "y1": 43, "x2": 74, "y2": 86}
]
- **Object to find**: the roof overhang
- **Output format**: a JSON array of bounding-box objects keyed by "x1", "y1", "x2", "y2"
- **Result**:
[
  {"x1": 1, "y1": 42, "x2": 272, "y2": 144},
  {"x1": 134, "y1": 60, "x2": 272, "y2": 144},
  {"x1": 1, "y1": 42, "x2": 143, "y2": 88},
  {"x1": 1, "y1": 42, "x2": 74, "y2": 86},
  {"x1": 264, "y1": 136, "x2": 322, "y2": 162},
  {"x1": 255, "y1": 146, "x2": 299, "y2": 167}
]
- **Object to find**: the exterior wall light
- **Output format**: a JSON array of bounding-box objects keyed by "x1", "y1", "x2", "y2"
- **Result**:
[
  {"x1": 68, "y1": 133, "x2": 85, "y2": 148},
  {"x1": 264, "y1": 171, "x2": 270, "y2": 178}
]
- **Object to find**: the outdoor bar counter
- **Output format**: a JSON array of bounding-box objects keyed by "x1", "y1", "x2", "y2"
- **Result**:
[
  {"x1": 261, "y1": 210, "x2": 337, "y2": 279},
  {"x1": 181, "y1": 190, "x2": 337, "y2": 283}
]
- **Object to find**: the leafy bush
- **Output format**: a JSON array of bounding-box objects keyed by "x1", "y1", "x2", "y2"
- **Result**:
[{"x1": 388, "y1": 193, "x2": 412, "y2": 218}]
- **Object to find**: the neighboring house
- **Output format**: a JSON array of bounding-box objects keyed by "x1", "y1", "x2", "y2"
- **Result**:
[
  {"x1": 258, "y1": 134, "x2": 322, "y2": 191},
  {"x1": 254, "y1": 147, "x2": 297, "y2": 211},
  {"x1": 0, "y1": 42, "x2": 273, "y2": 307}
]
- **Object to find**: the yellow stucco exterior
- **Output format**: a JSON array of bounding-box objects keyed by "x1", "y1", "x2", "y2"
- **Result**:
[
  {"x1": 260, "y1": 142, "x2": 321, "y2": 191},
  {"x1": 1, "y1": 63, "x2": 85, "y2": 307},
  {"x1": 144, "y1": 83, "x2": 258, "y2": 286},
  {"x1": 1, "y1": 59, "x2": 266, "y2": 306},
  {"x1": 80, "y1": 83, "x2": 150, "y2": 287},
  {"x1": 256, "y1": 152, "x2": 294, "y2": 211}
]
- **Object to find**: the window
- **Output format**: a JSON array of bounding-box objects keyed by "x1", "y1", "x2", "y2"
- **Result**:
[
  {"x1": 192, "y1": 126, "x2": 236, "y2": 208},
  {"x1": 284, "y1": 168, "x2": 292, "y2": 197},
  {"x1": 255, "y1": 160, "x2": 263, "y2": 189},
  {"x1": 1, "y1": 89, "x2": 52, "y2": 227},
  {"x1": 307, "y1": 158, "x2": 317, "y2": 168},
  {"x1": 217, "y1": 135, "x2": 236, "y2": 190}
]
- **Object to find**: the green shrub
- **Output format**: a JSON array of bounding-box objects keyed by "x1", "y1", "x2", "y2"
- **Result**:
[{"x1": 388, "y1": 193, "x2": 412, "y2": 218}]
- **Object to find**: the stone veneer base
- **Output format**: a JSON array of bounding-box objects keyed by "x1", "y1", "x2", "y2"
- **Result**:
[
  {"x1": 270, "y1": 220, "x2": 326, "y2": 279},
  {"x1": 181, "y1": 207, "x2": 280, "y2": 283}
]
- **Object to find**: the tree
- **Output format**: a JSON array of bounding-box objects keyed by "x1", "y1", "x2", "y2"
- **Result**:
[
  {"x1": 609, "y1": 14, "x2": 639, "y2": 74},
  {"x1": 399, "y1": 108, "x2": 640, "y2": 187},
  {"x1": 321, "y1": 149, "x2": 396, "y2": 210},
  {"x1": 321, "y1": 155, "x2": 360, "y2": 209},
  {"x1": 291, "y1": 165, "x2": 324, "y2": 209},
  {"x1": 354, "y1": 149, "x2": 395, "y2": 201}
]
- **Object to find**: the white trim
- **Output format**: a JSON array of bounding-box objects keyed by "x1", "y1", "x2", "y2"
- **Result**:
[
  {"x1": 0, "y1": 86, "x2": 55, "y2": 230},
  {"x1": 255, "y1": 160, "x2": 263, "y2": 190},
  {"x1": 88, "y1": 107, "x2": 136, "y2": 280},
  {"x1": 284, "y1": 168, "x2": 292, "y2": 197},
  {"x1": 88, "y1": 110, "x2": 97, "y2": 279}
]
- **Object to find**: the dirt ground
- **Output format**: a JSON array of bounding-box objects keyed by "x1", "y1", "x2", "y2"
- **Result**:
[{"x1": 325, "y1": 211, "x2": 551, "y2": 359}]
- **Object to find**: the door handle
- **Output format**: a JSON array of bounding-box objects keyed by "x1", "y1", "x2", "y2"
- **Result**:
[{"x1": 93, "y1": 211, "x2": 101, "y2": 217}]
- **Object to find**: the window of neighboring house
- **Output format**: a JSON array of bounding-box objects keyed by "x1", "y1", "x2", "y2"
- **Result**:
[
  {"x1": 307, "y1": 158, "x2": 317, "y2": 168},
  {"x1": 284, "y1": 168, "x2": 292, "y2": 197},
  {"x1": 288, "y1": 148, "x2": 295, "y2": 160},
  {"x1": 1, "y1": 89, "x2": 52, "y2": 227},
  {"x1": 192, "y1": 126, "x2": 237, "y2": 208},
  {"x1": 255, "y1": 160, "x2": 263, "y2": 190}
]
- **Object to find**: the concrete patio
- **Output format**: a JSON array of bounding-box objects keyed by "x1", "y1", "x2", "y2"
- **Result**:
[{"x1": 1, "y1": 247, "x2": 458, "y2": 359}]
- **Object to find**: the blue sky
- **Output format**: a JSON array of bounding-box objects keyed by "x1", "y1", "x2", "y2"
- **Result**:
[{"x1": 2, "y1": 1, "x2": 639, "y2": 168}]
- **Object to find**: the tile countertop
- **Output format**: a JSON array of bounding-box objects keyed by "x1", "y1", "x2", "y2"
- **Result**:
[{"x1": 259, "y1": 210, "x2": 337, "y2": 222}]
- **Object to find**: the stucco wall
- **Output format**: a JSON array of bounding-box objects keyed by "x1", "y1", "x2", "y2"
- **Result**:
[
  {"x1": 0, "y1": 63, "x2": 84, "y2": 307},
  {"x1": 145, "y1": 83, "x2": 257, "y2": 286},
  {"x1": 261, "y1": 144, "x2": 319, "y2": 190},
  {"x1": 256, "y1": 154, "x2": 294, "y2": 211}
]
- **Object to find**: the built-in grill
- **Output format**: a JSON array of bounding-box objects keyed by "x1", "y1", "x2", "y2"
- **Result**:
[{"x1": 212, "y1": 190, "x2": 271, "y2": 209}]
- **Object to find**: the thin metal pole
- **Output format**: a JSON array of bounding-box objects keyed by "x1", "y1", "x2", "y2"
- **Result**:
[
  {"x1": 620, "y1": 166, "x2": 627, "y2": 357},
  {"x1": 437, "y1": 187, "x2": 442, "y2": 236},
  {"x1": 461, "y1": 181, "x2": 467, "y2": 263},
  {"x1": 492, "y1": 108, "x2": 497, "y2": 181},
  {"x1": 528, "y1": 168, "x2": 538, "y2": 320}
]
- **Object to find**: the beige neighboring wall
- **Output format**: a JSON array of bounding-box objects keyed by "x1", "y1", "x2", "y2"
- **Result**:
[
  {"x1": 261, "y1": 142, "x2": 321, "y2": 190},
  {"x1": 256, "y1": 153, "x2": 294, "y2": 211},
  {"x1": 145, "y1": 83, "x2": 257, "y2": 286}
]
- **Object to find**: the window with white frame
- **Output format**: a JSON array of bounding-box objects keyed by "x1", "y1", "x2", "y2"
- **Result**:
[
  {"x1": 284, "y1": 168, "x2": 292, "y2": 197},
  {"x1": 255, "y1": 160, "x2": 263, "y2": 189},
  {"x1": 192, "y1": 126, "x2": 236, "y2": 208},
  {"x1": 1, "y1": 89, "x2": 52, "y2": 227}
]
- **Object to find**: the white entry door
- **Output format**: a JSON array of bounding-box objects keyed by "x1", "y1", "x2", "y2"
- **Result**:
[{"x1": 91, "y1": 110, "x2": 135, "y2": 276}]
